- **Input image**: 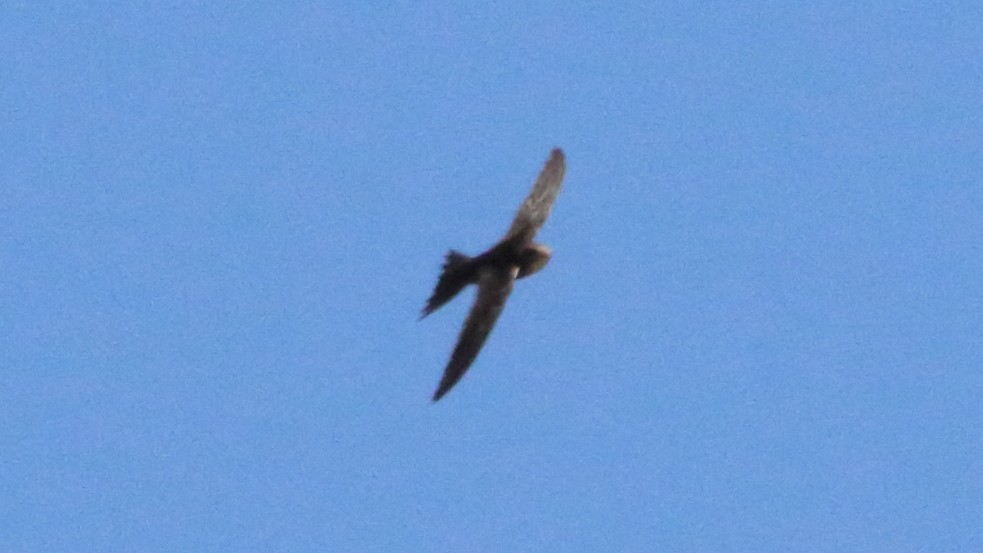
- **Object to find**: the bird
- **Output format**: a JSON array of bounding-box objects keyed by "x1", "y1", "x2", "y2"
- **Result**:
[{"x1": 421, "y1": 148, "x2": 567, "y2": 401}]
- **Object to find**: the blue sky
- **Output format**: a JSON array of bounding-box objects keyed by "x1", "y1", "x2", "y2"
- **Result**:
[{"x1": 3, "y1": 2, "x2": 982, "y2": 551}]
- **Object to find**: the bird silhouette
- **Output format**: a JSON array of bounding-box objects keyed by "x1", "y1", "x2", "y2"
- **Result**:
[{"x1": 421, "y1": 148, "x2": 566, "y2": 401}]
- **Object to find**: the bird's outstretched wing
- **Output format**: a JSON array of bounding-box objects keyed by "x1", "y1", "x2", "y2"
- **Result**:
[
  {"x1": 432, "y1": 264, "x2": 518, "y2": 401},
  {"x1": 503, "y1": 148, "x2": 566, "y2": 244}
]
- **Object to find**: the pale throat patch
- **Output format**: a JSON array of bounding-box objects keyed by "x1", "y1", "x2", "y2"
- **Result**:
[{"x1": 518, "y1": 243, "x2": 552, "y2": 278}]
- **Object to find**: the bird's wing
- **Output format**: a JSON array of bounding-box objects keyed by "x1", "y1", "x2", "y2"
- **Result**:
[
  {"x1": 503, "y1": 148, "x2": 566, "y2": 244},
  {"x1": 432, "y1": 264, "x2": 518, "y2": 401}
]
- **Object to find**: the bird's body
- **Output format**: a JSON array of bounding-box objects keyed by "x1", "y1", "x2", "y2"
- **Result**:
[
  {"x1": 420, "y1": 237, "x2": 551, "y2": 319},
  {"x1": 421, "y1": 148, "x2": 566, "y2": 401}
]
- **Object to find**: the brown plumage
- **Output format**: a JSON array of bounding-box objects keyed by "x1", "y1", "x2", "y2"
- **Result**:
[{"x1": 421, "y1": 148, "x2": 566, "y2": 401}]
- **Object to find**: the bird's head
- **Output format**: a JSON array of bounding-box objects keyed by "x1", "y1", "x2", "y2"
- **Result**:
[{"x1": 516, "y1": 243, "x2": 552, "y2": 279}]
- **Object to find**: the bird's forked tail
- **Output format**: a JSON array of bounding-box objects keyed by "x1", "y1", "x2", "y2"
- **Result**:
[{"x1": 420, "y1": 250, "x2": 472, "y2": 319}]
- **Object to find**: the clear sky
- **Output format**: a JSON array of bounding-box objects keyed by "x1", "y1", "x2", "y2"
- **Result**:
[{"x1": 3, "y1": 3, "x2": 982, "y2": 552}]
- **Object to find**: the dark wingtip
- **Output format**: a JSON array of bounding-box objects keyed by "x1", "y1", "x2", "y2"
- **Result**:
[
  {"x1": 432, "y1": 375, "x2": 458, "y2": 402},
  {"x1": 550, "y1": 147, "x2": 564, "y2": 161},
  {"x1": 431, "y1": 386, "x2": 447, "y2": 402}
]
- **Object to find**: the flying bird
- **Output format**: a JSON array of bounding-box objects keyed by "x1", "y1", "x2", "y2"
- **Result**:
[{"x1": 421, "y1": 148, "x2": 567, "y2": 401}]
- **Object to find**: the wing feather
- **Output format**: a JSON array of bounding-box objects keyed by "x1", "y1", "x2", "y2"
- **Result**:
[
  {"x1": 504, "y1": 148, "x2": 566, "y2": 243},
  {"x1": 431, "y1": 265, "x2": 518, "y2": 401}
]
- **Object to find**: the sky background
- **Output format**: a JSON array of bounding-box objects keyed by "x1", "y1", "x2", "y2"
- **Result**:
[{"x1": 2, "y1": 2, "x2": 982, "y2": 552}]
